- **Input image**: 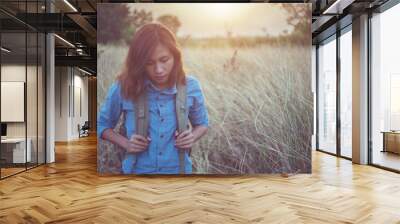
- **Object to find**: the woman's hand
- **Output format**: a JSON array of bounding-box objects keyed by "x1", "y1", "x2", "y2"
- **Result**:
[
  {"x1": 175, "y1": 130, "x2": 195, "y2": 150},
  {"x1": 124, "y1": 134, "x2": 151, "y2": 153}
]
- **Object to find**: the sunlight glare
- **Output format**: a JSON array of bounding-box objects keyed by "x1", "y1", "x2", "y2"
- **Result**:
[{"x1": 208, "y1": 4, "x2": 240, "y2": 20}]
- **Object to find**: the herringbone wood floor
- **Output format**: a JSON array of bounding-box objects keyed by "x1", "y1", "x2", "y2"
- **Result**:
[{"x1": 1, "y1": 135, "x2": 400, "y2": 224}]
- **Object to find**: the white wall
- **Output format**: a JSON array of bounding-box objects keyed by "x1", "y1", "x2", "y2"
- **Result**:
[
  {"x1": 55, "y1": 67, "x2": 69, "y2": 141},
  {"x1": 72, "y1": 73, "x2": 89, "y2": 138},
  {"x1": 54, "y1": 67, "x2": 89, "y2": 141},
  {"x1": 1, "y1": 65, "x2": 26, "y2": 139},
  {"x1": 1, "y1": 65, "x2": 38, "y2": 138}
]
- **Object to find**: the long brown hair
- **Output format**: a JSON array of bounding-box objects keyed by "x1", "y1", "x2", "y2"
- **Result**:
[{"x1": 118, "y1": 23, "x2": 186, "y2": 101}]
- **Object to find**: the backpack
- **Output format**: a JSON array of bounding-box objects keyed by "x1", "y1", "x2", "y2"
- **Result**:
[{"x1": 98, "y1": 82, "x2": 189, "y2": 174}]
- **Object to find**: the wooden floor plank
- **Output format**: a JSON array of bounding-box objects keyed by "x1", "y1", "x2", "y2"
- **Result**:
[{"x1": 0, "y1": 135, "x2": 399, "y2": 223}]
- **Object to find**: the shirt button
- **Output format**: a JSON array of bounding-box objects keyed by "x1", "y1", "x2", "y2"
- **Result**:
[
  {"x1": 159, "y1": 152, "x2": 162, "y2": 156},
  {"x1": 161, "y1": 118, "x2": 164, "y2": 122},
  {"x1": 160, "y1": 134, "x2": 164, "y2": 138},
  {"x1": 160, "y1": 104, "x2": 163, "y2": 107}
]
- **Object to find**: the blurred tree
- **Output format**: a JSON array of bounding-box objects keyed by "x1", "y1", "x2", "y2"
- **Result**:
[
  {"x1": 131, "y1": 9, "x2": 153, "y2": 27},
  {"x1": 281, "y1": 4, "x2": 311, "y2": 33},
  {"x1": 157, "y1": 15, "x2": 181, "y2": 35},
  {"x1": 281, "y1": 4, "x2": 312, "y2": 44},
  {"x1": 123, "y1": 9, "x2": 153, "y2": 44},
  {"x1": 98, "y1": 4, "x2": 130, "y2": 44}
]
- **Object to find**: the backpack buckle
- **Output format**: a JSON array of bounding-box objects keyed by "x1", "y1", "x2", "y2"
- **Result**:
[{"x1": 138, "y1": 108, "x2": 145, "y2": 118}]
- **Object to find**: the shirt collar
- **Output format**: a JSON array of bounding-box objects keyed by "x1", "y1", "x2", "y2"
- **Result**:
[{"x1": 144, "y1": 78, "x2": 177, "y2": 95}]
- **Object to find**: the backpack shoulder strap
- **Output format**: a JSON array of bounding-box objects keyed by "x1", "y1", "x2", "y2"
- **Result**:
[
  {"x1": 176, "y1": 81, "x2": 189, "y2": 174},
  {"x1": 135, "y1": 91, "x2": 149, "y2": 137},
  {"x1": 123, "y1": 92, "x2": 148, "y2": 174},
  {"x1": 176, "y1": 82, "x2": 188, "y2": 133}
]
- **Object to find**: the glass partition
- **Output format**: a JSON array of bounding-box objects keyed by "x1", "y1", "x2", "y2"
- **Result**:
[
  {"x1": 1, "y1": 30, "x2": 28, "y2": 177},
  {"x1": 0, "y1": 1, "x2": 46, "y2": 179},
  {"x1": 371, "y1": 3, "x2": 400, "y2": 171},
  {"x1": 27, "y1": 30, "x2": 38, "y2": 169},
  {"x1": 38, "y1": 32, "x2": 45, "y2": 165},
  {"x1": 317, "y1": 36, "x2": 337, "y2": 154},
  {"x1": 339, "y1": 28, "x2": 352, "y2": 158}
]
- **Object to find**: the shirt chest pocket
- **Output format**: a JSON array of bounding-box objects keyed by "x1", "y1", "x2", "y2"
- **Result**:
[
  {"x1": 149, "y1": 98, "x2": 176, "y2": 122},
  {"x1": 151, "y1": 96, "x2": 193, "y2": 125},
  {"x1": 122, "y1": 101, "x2": 136, "y2": 138}
]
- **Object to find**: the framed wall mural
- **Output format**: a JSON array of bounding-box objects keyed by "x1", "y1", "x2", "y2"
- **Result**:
[{"x1": 97, "y1": 3, "x2": 312, "y2": 175}]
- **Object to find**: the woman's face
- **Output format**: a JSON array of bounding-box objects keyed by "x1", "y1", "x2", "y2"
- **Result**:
[{"x1": 145, "y1": 43, "x2": 175, "y2": 89}]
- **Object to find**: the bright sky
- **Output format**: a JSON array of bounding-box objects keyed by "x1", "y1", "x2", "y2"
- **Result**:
[{"x1": 127, "y1": 3, "x2": 298, "y2": 38}]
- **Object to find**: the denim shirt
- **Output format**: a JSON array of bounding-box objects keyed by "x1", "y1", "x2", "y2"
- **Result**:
[{"x1": 98, "y1": 75, "x2": 209, "y2": 174}]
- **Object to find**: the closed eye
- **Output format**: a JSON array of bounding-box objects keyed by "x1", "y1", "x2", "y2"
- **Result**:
[{"x1": 160, "y1": 57, "x2": 170, "y2": 63}]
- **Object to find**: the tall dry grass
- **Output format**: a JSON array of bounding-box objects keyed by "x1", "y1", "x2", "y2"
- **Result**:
[{"x1": 98, "y1": 43, "x2": 312, "y2": 174}]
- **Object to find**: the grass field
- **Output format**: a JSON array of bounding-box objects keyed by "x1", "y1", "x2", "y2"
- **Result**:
[{"x1": 98, "y1": 42, "x2": 313, "y2": 174}]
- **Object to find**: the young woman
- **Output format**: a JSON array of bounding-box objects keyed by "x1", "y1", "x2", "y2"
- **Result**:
[{"x1": 98, "y1": 23, "x2": 209, "y2": 174}]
